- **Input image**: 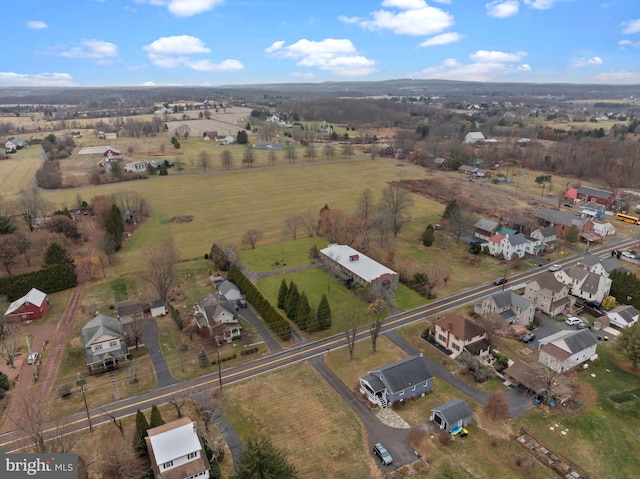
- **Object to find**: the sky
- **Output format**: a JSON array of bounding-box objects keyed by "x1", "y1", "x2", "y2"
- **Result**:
[{"x1": 3, "y1": 0, "x2": 640, "y2": 87}]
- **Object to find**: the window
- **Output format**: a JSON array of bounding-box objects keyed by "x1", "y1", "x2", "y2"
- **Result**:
[
  {"x1": 162, "y1": 461, "x2": 173, "y2": 469},
  {"x1": 187, "y1": 451, "x2": 198, "y2": 460},
  {"x1": 94, "y1": 344, "x2": 103, "y2": 351},
  {"x1": 438, "y1": 334, "x2": 446, "y2": 343},
  {"x1": 109, "y1": 340, "x2": 118, "y2": 347},
  {"x1": 452, "y1": 343, "x2": 460, "y2": 351}
]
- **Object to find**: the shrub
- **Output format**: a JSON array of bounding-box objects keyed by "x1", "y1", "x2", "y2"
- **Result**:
[
  {"x1": 59, "y1": 383, "x2": 72, "y2": 399},
  {"x1": 240, "y1": 347, "x2": 259, "y2": 356}
]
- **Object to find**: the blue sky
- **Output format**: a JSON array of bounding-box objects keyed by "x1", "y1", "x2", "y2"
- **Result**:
[{"x1": 3, "y1": 0, "x2": 640, "y2": 87}]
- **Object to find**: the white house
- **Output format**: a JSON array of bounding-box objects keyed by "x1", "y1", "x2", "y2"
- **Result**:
[
  {"x1": 593, "y1": 222, "x2": 615, "y2": 237},
  {"x1": 487, "y1": 233, "x2": 539, "y2": 260},
  {"x1": 146, "y1": 417, "x2": 209, "y2": 479},
  {"x1": 524, "y1": 273, "x2": 574, "y2": 317},
  {"x1": 554, "y1": 266, "x2": 611, "y2": 304},
  {"x1": 464, "y1": 132, "x2": 485, "y2": 144},
  {"x1": 538, "y1": 329, "x2": 598, "y2": 372},
  {"x1": 123, "y1": 161, "x2": 149, "y2": 173},
  {"x1": 607, "y1": 305, "x2": 639, "y2": 329}
]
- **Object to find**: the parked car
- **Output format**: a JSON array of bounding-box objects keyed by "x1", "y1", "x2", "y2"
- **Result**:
[
  {"x1": 520, "y1": 332, "x2": 536, "y2": 343},
  {"x1": 565, "y1": 317, "x2": 583, "y2": 326},
  {"x1": 622, "y1": 251, "x2": 637, "y2": 259},
  {"x1": 373, "y1": 443, "x2": 393, "y2": 465},
  {"x1": 584, "y1": 301, "x2": 606, "y2": 316},
  {"x1": 548, "y1": 264, "x2": 561, "y2": 272},
  {"x1": 27, "y1": 352, "x2": 39, "y2": 365},
  {"x1": 577, "y1": 321, "x2": 592, "y2": 330},
  {"x1": 493, "y1": 277, "x2": 508, "y2": 286}
]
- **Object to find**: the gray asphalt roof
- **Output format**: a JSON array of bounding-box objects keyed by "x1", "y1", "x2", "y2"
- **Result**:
[{"x1": 431, "y1": 399, "x2": 473, "y2": 424}]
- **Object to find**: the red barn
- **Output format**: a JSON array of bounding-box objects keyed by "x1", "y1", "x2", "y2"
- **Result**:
[{"x1": 4, "y1": 288, "x2": 49, "y2": 321}]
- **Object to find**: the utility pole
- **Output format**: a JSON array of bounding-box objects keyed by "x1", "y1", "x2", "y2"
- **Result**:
[
  {"x1": 215, "y1": 340, "x2": 223, "y2": 391},
  {"x1": 77, "y1": 372, "x2": 93, "y2": 432}
]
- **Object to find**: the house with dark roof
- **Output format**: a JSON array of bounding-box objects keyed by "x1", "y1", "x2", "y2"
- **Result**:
[
  {"x1": 607, "y1": 305, "x2": 639, "y2": 329},
  {"x1": 474, "y1": 290, "x2": 535, "y2": 326},
  {"x1": 430, "y1": 399, "x2": 473, "y2": 432},
  {"x1": 578, "y1": 254, "x2": 624, "y2": 277},
  {"x1": 217, "y1": 281, "x2": 244, "y2": 305},
  {"x1": 194, "y1": 293, "x2": 241, "y2": 342},
  {"x1": 474, "y1": 218, "x2": 499, "y2": 241},
  {"x1": 432, "y1": 313, "x2": 490, "y2": 358},
  {"x1": 554, "y1": 266, "x2": 611, "y2": 303},
  {"x1": 534, "y1": 207, "x2": 595, "y2": 239},
  {"x1": 4, "y1": 288, "x2": 48, "y2": 322},
  {"x1": 538, "y1": 329, "x2": 598, "y2": 372},
  {"x1": 81, "y1": 314, "x2": 130, "y2": 372},
  {"x1": 358, "y1": 355, "x2": 433, "y2": 408},
  {"x1": 116, "y1": 299, "x2": 144, "y2": 324},
  {"x1": 503, "y1": 360, "x2": 572, "y2": 403},
  {"x1": 576, "y1": 186, "x2": 615, "y2": 209},
  {"x1": 524, "y1": 273, "x2": 574, "y2": 316},
  {"x1": 487, "y1": 232, "x2": 540, "y2": 259},
  {"x1": 531, "y1": 226, "x2": 558, "y2": 251}
]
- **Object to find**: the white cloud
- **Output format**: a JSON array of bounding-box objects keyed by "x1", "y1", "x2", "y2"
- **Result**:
[
  {"x1": 619, "y1": 39, "x2": 640, "y2": 49},
  {"x1": 574, "y1": 56, "x2": 603, "y2": 67},
  {"x1": 470, "y1": 50, "x2": 527, "y2": 62},
  {"x1": 523, "y1": 0, "x2": 560, "y2": 9},
  {"x1": 27, "y1": 21, "x2": 47, "y2": 29},
  {"x1": 338, "y1": 15, "x2": 361, "y2": 24},
  {"x1": 344, "y1": 1, "x2": 453, "y2": 36},
  {"x1": 411, "y1": 49, "x2": 530, "y2": 81},
  {"x1": 143, "y1": 35, "x2": 242, "y2": 72},
  {"x1": 266, "y1": 38, "x2": 377, "y2": 76},
  {"x1": 0, "y1": 72, "x2": 74, "y2": 86},
  {"x1": 137, "y1": 0, "x2": 224, "y2": 17},
  {"x1": 419, "y1": 32, "x2": 462, "y2": 47},
  {"x1": 54, "y1": 40, "x2": 119, "y2": 61},
  {"x1": 621, "y1": 18, "x2": 640, "y2": 34},
  {"x1": 592, "y1": 70, "x2": 640, "y2": 84},
  {"x1": 486, "y1": 1, "x2": 519, "y2": 18}
]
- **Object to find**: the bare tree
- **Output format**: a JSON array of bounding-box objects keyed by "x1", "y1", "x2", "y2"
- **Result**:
[
  {"x1": 0, "y1": 235, "x2": 20, "y2": 274},
  {"x1": 299, "y1": 209, "x2": 318, "y2": 237},
  {"x1": 15, "y1": 188, "x2": 51, "y2": 232},
  {"x1": 221, "y1": 149, "x2": 233, "y2": 170},
  {"x1": 286, "y1": 144, "x2": 297, "y2": 163},
  {"x1": 343, "y1": 309, "x2": 362, "y2": 360},
  {"x1": 101, "y1": 408, "x2": 125, "y2": 437},
  {"x1": 269, "y1": 148, "x2": 278, "y2": 166},
  {"x1": 199, "y1": 150, "x2": 211, "y2": 172},
  {"x1": 242, "y1": 229, "x2": 264, "y2": 249},
  {"x1": 284, "y1": 214, "x2": 301, "y2": 240},
  {"x1": 476, "y1": 310, "x2": 505, "y2": 345},
  {"x1": 97, "y1": 435, "x2": 148, "y2": 478},
  {"x1": 242, "y1": 146, "x2": 255, "y2": 167},
  {"x1": 379, "y1": 182, "x2": 413, "y2": 237},
  {"x1": 367, "y1": 298, "x2": 388, "y2": 353},
  {"x1": 532, "y1": 362, "x2": 564, "y2": 405},
  {"x1": 168, "y1": 391, "x2": 190, "y2": 418},
  {"x1": 0, "y1": 324, "x2": 22, "y2": 369},
  {"x1": 483, "y1": 391, "x2": 510, "y2": 421},
  {"x1": 356, "y1": 188, "x2": 374, "y2": 223},
  {"x1": 140, "y1": 238, "x2": 179, "y2": 303},
  {"x1": 175, "y1": 124, "x2": 191, "y2": 140}
]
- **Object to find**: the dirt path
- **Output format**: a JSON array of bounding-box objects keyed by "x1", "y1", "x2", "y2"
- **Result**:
[{"x1": 0, "y1": 216, "x2": 100, "y2": 435}]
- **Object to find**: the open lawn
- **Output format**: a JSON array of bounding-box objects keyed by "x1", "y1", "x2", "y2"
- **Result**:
[
  {"x1": 0, "y1": 149, "x2": 42, "y2": 194},
  {"x1": 514, "y1": 343, "x2": 640, "y2": 479},
  {"x1": 219, "y1": 361, "x2": 381, "y2": 479}
]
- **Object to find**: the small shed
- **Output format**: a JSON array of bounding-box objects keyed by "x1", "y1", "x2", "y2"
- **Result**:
[
  {"x1": 149, "y1": 299, "x2": 167, "y2": 318},
  {"x1": 430, "y1": 399, "x2": 473, "y2": 432}
]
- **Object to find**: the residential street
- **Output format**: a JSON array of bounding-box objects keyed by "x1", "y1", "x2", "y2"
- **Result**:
[{"x1": 0, "y1": 236, "x2": 636, "y2": 471}]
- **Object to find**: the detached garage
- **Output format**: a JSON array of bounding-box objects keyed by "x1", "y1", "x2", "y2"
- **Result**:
[{"x1": 430, "y1": 399, "x2": 473, "y2": 432}]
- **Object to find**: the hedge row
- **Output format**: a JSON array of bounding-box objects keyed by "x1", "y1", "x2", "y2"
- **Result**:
[
  {"x1": 0, "y1": 264, "x2": 78, "y2": 301},
  {"x1": 227, "y1": 265, "x2": 291, "y2": 341}
]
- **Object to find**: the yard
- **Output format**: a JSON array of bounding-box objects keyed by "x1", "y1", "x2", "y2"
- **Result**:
[{"x1": 0, "y1": 149, "x2": 42, "y2": 194}]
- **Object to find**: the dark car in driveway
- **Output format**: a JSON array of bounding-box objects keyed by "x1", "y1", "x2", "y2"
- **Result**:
[{"x1": 520, "y1": 332, "x2": 536, "y2": 343}]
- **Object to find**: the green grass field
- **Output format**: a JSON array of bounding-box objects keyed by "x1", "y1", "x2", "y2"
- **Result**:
[{"x1": 0, "y1": 149, "x2": 42, "y2": 194}]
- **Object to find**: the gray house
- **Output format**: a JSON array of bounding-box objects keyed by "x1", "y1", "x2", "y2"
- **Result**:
[
  {"x1": 81, "y1": 314, "x2": 130, "y2": 373},
  {"x1": 217, "y1": 281, "x2": 243, "y2": 304},
  {"x1": 430, "y1": 399, "x2": 473, "y2": 432},
  {"x1": 359, "y1": 355, "x2": 433, "y2": 408}
]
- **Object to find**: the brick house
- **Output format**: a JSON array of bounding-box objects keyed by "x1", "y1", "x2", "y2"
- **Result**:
[{"x1": 432, "y1": 313, "x2": 490, "y2": 359}]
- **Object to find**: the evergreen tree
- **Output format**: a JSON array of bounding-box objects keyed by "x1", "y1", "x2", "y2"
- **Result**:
[
  {"x1": 442, "y1": 198, "x2": 459, "y2": 219},
  {"x1": 236, "y1": 130, "x2": 248, "y2": 145},
  {"x1": 43, "y1": 242, "x2": 75, "y2": 268},
  {"x1": 198, "y1": 347, "x2": 209, "y2": 368},
  {"x1": 132, "y1": 409, "x2": 150, "y2": 457},
  {"x1": 316, "y1": 294, "x2": 332, "y2": 330},
  {"x1": 285, "y1": 282, "x2": 300, "y2": 319},
  {"x1": 106, "y1": 204, "x2": 125, "y2": 251},
  {"x1": 565, "y1": 225, "x2": 579, "y2": 243},
  {"x1": 277, "y1": 279, "x2": 288, "y2": 309},
  {"x1": 295, "y1": 292, "x2": 310, "y2": 330},
  {"x1": 422, "y1": 224, "x2": 435, "y2": 246},
  {"x1": 0, "y1": 216, "x2": 16, "y2": 235},
  {"x1": 306, "y1": 309, "x2": 320, "y2": 333},
  {"x1": 232, "y1": 435, "x2": 298, "y2": 479},
  {"x1": 149, "y1": 405, "x2": 165, "y2": 428}
]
